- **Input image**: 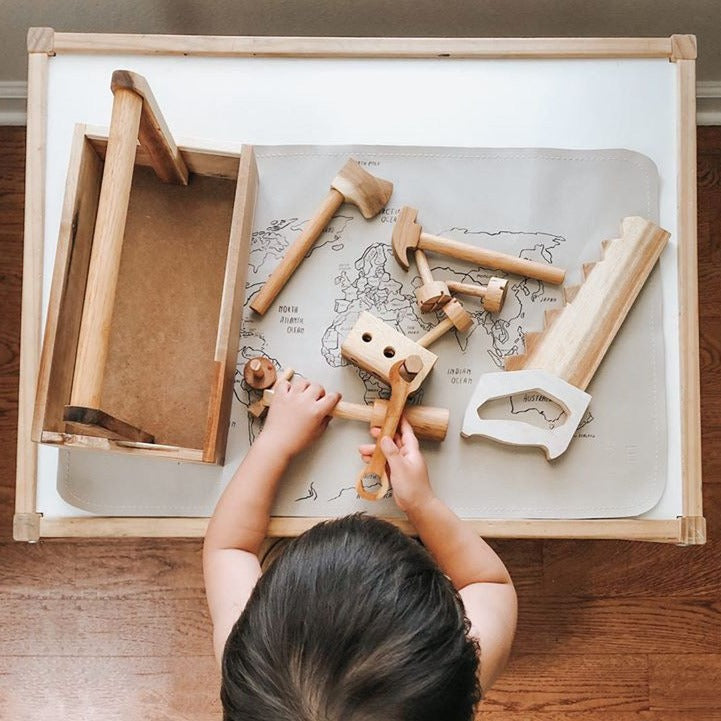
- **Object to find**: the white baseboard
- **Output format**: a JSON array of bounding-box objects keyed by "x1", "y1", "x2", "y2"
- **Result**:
[
  {"x1": 697, "y1": 81, "x2": 721, "y2": 126},
  {"x1": 2, "y1": 79, "x2": 720, "y2": 127},
  {"x1": 0, "y1": 81, "x2": 28, "y2": 125}
]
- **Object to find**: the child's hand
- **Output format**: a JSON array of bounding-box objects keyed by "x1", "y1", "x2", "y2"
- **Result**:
[
  {"x1": 260, "y1": 378, "x2": 340, "y2": 460},
  {"x1": 358, "y1": 417, "x2": 435, "y2": 513}
]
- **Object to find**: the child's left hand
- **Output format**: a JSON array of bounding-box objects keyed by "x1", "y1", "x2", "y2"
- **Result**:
[{"x1": 259, "y1": 378, "x2": 340, "y2": 460}]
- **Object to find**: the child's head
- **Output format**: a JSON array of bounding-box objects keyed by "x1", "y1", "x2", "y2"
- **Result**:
[{"x1": 221, "y1": 514, "x2": 481, "y2": 721}]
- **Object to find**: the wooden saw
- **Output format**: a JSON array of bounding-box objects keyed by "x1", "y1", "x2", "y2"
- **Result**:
[{"x1": 461, "y1": 216, "x2": 670, "y2": 460}]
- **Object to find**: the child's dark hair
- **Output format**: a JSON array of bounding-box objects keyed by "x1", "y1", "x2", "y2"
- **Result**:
[{"x1": 221, "y1": 513, "x2": 481, "y2": 721}]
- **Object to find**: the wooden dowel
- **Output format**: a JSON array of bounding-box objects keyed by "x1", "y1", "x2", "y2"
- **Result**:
[
  {"x1": 250, "y1": 188, "x2": 344, "y2": 315},
  {"x1": 420, "y1": 231, "x2": 565, "y2": 285},
  {"x1": 414, "y1": 248, "x2": 434, "y2": 284},
  {"x1": 416, "y1": 318, "x2": 453, "y2": 348},
  {"x1": 447, "y1": 280, "x2": 486, "y2": 298},
  {"x1": 70, "y1": 88, "x2": 142, "y2": 408}
]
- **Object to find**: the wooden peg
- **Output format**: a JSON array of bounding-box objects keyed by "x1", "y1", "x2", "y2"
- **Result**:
[
  {"x1": 447, "y1": 277, "x2": 508, "y2": 313},
  {"x1": 356, "y1": 356, "x2": 421, "y2": 501},
  {"x1": 414, "y1": 248, "x2": 452, "y2": 312},
  {"x1": 416, "y1": 298, "x2": 473, "y2": 348},
  {"x1": 250, "y1": 159, "x2": 393, "y2": 315},
  {"x1": 242, "y1": 356, "x2": 277, "y2": 390},
  {"x1": 392, "y1": 205, "x2": 566, "y2": 285}
]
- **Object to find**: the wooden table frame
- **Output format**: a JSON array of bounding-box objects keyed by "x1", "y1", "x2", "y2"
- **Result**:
[{"x1": 14, "y1": 28, "x2": 704, "y2": 544}]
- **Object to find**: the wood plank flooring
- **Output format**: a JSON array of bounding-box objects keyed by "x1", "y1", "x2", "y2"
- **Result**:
[{"x1": 1, "y1": 125, "x2": 720, "y2": 719}]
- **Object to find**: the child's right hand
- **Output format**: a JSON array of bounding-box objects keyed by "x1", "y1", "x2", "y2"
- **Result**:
[
  {"x1": 358, "y1": 417, "x2": 435, "y2": 513},
  {"x1": 260, "y1": 378, "x2": 340, "y2": 460}
]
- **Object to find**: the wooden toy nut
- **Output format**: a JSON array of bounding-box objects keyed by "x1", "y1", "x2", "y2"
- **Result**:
[
  {"x1": 482, "y1": 277, "x2": 509, "y2": 313},
  {"x1": 243, "y1": 357, "x2": 277, "y2": 390}
]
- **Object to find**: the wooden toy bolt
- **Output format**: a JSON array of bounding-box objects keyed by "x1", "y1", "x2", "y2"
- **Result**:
[
  {"x1": 242, "y1": 357, "x2": 277, "y2": 390},
  {"x1": 416, "y1": 298, "x2": 473, "y2": 348},
  {"x1": 392, "y1": 206, "x2": 566, "y2": 285},
  {"x1": 250, "y1": 159, "x2": 393, "y2": 315},
  {"x1": 356, "y1": 355, "x2": 423, "y2": 500},
  {"x1": 447, "y1": 277, "x2": 509, "y2": 313},
  {"x1": 260, "y1": 387, "x2": 449, "y2": 442}
]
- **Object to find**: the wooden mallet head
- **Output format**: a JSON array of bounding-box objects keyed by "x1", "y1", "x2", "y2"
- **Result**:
[
  {"x1": 391, "y1": 206, "x2": 422, "y2": 269},
  {"x1": 331, "y1": 159, "x2": 394, "y2": 219}
]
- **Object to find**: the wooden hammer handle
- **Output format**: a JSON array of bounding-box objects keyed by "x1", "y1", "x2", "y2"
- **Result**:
[
  {"x1": 250, "y1": 188, "x2": 344, "y2": 315},
  {"x1": 420, "y1": 232, "x2": 565, "y2": 285},
  {"x1": 70, "y1": 88, "x2": 143, "y2": 408}
]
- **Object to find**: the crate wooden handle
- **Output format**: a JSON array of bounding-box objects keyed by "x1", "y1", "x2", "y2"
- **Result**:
[
  {"x1": 110, "y1": 70, "x2": 188, "y2": 185},
  {"x1": 67, "y1": 70, "x2": 186, "y2": 440}
]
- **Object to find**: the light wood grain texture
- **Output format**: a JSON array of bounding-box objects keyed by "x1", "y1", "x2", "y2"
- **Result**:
[
  {"x1": 110, "y1": 70, "x2": 189, "y2": 185},
  {"x1": 677, "y1": 59, "x2": 704, "y2": 519},
  {"x1": 341, "y1": 311, "x2": 437, "y2": 393},
  {"x1": 416, "y1": 297, "x2": 473, "y2": 348},
  {"x1": 69, "y1": 87, "x2": 142, "y2": 409},
  {"x1": 356, "y1": 356, "x2": 420, "y2": 500},
  {"x1": 392, "y1": 205, "x2": 566, "y2": 284},
  {"x1": 47, "y1": 31, "x2": 678, "y2": 59},
  {"x1": 32, "y1": 127, "x2": 102, "y2": 441},
  {"x1": 414, "y1": 248, "x2": 452, "y2": 312},
  {"x1": 26, "y1": 27, "x2": 54, "y2": 54},
  {"x1": 250, "y1": 159, "x2": 392, "y2": 315},
  {"x1": 261, "y1": 388, "x2": 449, "y2": 441},
  {"x1": 447, "y1": 277, "x2": 508, "y2": 313},
  {"x1": 505, "y1": 217, "x2": 669, "y2": 390},
  {"x1": 13, "y1": 51, "x2": 47, "y2": 542},
  {"x1": 202, "y1": 145, "x2": 258, "y2": 463}
]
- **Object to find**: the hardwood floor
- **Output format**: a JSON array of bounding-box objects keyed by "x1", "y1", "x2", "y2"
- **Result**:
[{"x1": 1, "y1": 125, "x2": 720, "y2": 720}]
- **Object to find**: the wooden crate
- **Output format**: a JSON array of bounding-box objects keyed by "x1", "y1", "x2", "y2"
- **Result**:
[{"x1": 31, "y1": 123, "x2": 258, "y2": 464}]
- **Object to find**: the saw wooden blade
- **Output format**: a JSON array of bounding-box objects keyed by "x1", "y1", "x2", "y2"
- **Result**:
[{"x1": 504, "y1": 216, "x2": 670, "y2": 391}]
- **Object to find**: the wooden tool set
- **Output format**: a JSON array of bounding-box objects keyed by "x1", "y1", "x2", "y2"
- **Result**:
[{"x1": 33, "y1": 69, "x2": 671, "y2": 498}]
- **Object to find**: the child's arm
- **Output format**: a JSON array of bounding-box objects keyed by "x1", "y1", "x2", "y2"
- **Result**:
[
  {"x1": 204, "y1": 378, "x2": 340, "y2": 662},
  {"x1": 360, "y1": 419, "x2": 518, "y2": 692}
]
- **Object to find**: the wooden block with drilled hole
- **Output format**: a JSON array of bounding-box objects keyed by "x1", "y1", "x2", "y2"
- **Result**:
[{"x1": 340, "y1": 312, "x2": 437, "y2": 393}]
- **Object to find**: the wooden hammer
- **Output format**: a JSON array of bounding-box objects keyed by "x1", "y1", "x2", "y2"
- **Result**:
[
  {"x1": 392, "y1": 206, "x2": 565, "y2": 285},
  {"x1": 250, "y1": 159, "x2": 393, "y2": 315}
]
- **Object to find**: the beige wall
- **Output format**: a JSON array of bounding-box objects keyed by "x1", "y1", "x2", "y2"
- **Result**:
[{"x1": 0, "y1": 1, "x2": 719, "y2": 82}]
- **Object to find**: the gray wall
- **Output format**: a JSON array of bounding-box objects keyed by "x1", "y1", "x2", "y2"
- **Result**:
[{"x1": 0, "y1": 1, "x2": 719, "y2": 82}]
